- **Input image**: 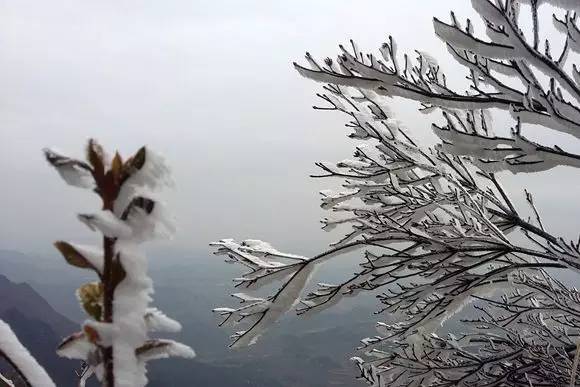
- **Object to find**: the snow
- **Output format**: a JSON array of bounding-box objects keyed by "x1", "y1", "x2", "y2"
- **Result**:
[
  {"x1": 58, "y1": 238, "x2": 193, "y2": 386},
  {"x1": 232, "y1": 263, "x2": 316, "y2": 348},
  {"x1": 0, "y1": 319, "x2": 56, "y2": 387},
  {"x1": 232, "y1": 293, "x2": 266, "y2": 303},
  {"x1": 43, "y1": 148, "x2": 94, "y2": 189},
  {"x1": 272, "y1": 2, "x2": 580, "y2": 386},
  {"x1": 78, "y1": 366, "x2": 94, "y2": 387},
  {"x1": 111, "y1": 241, "x2": 152, "y2": 387},
  {"x1": 70, "y1": 244, "x2": 104, "y2": 273},
  {"x1": 136, "y1": 340, "x2": 195, "y2": 362},
  {"x1": 83, "y1": 321, "x2": 117, "y2": 347},
  {"x1": 535, "y1": 0, "x2": 580, "y2": 11},
  {"x1": 56, "y1": 242, "x2": 104, "y2": 273},
  {"x1": 212, "y1": 307, "x2": 236, "y2": 313},
  {"x1": 211, "y1": 239, "x2": 285, "y2": 269},
  {"x1": 44, "y1": 142, "x2": 193, "y2": 386},
  {"x1": 337, "y1": 159, "x2": 372, "y2": 169},
  {"x1": 239, "y1": 240, "x2": 306, "y2": 260},
  {"x1": 144, "y1": 308, "x2": 182, "y2": 333},
  {"x1": 114, "y1": 148, "x2": 172, "y2": 218},
  {"x1": 433, "y1": 17, "x2": 517, "y2": 60},
  {"x1": 78, "y1": 210, "x2": 132, "y2": 239},
  {"x1": 56, "y1": 332, "x2": 94, "y2": 360},
  {"x1": 123, "y1": 200, "x2": 176, "y2": 242},
  {"x1": 109, "y1": 216, "x2": 187, "y2": 385}
]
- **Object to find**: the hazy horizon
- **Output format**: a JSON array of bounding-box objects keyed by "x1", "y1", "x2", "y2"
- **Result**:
[{"x1": 2, "y1": 0, "x2": 579, "y2": 259}]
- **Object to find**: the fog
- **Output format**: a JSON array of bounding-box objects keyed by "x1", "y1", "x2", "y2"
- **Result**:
[{"x1": 1, "y1": 0, "x2": 578, "y2": 259}]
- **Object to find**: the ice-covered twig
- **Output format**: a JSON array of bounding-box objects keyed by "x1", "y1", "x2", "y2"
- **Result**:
[
  {"x1": 0, "y1": 319, "x2": 56, "y2": 387},
  {"x1": 213, "y1": 2, "x2": 580, "y2": 385}
]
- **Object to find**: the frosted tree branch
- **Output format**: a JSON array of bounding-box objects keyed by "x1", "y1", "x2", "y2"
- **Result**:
[
  {"x1": 293, "y1": 0, "x2": 580, "y2": 174},
  {"x1": 213, "y1": 1, "x2": 580, "y2": 386},
  {"x1": 0, "y1": 319, "x2": 56, "y2": 387}
]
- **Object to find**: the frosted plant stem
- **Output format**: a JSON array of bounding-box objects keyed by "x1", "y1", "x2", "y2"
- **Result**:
[
  {"x1": 102, "y1": 206, "x2": 115, "y2": 386},
  {"x1": 102, "y1": 239, "x2": 115, "y2": 386},
  {"x1": 45, "y1": 141, "x2": 192, "y2": 387}
]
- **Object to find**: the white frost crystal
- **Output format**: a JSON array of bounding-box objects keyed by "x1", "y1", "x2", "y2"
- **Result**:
[{"x1": 0, "y1": 319, "x2": 56, "y2": 387}]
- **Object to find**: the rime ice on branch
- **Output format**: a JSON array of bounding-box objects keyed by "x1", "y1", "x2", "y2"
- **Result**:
[
  {"x1": 0, "y1": 319, "x2": 56, "y2": 387},
  {"x1": 44, "y1": 140, "x2": 194, "y2": 387},
  {"x1": 213, "y1": 1, "x2": 580, "y2": 386}
]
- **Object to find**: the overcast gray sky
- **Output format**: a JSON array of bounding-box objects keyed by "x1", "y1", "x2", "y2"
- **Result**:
[{"x1": 1, "y1": 1, "x2": 579, "y2": 258}]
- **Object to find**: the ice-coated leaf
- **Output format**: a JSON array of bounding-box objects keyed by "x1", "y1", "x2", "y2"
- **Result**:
[
  {"x1": 144, "y1": 308, "x2": 182, "y2": 333},
  {"x1": 56, "y1": 332, "x2": 94, "y2": 360},
  {"x1": 53, "y1": 241, "x2": 103, "y2": 273},
  {"x1": 0, "y1": 319, "x2": 56, "y2": 387},
  {"x1": 136, "y1": 339, "x2": 195, "y2": 362},
  {"x1": 77, "y1": 210, "x2": 132, "y2": 238},
  {"x1": 43, "y1": 148, "x2": 94, "y2": 189}
]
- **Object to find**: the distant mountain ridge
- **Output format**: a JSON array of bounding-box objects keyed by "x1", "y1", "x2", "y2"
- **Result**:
[
  {"x1": 0, "y1": 274, "x2": 76, "y2": 337},
  {"x1": 0, "y1": 249, "x2": 368, "y2": 386}
]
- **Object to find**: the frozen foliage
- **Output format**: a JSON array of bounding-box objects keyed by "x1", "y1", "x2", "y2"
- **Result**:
[
  {"x1": 213, "y1": 1, "x2": 580, "y2": 386},
  {"x1": 210, "y1": 239, "x2": 313, "y2": 347},
  {"x1": 144, "y1": 308, "x2": 182, "y2": 333},
  {"x1": 45, "y1": 140, "x2": 193, "y2": 387},
  {"x1": 78, "y1": 211, "x2": 133, "y2": 239},
  {"x1": 0, "y1": 319, "x2": 56, "y2": 387},
  {"x1": 43, "y1": 148, "x2": 95, "y2": 189},
  {"x1": 136, "y1": 340, "x2": 195, "y2": 362},
  {"x1": 293, "y1": 0, "x2": 580, "y2": 175}
]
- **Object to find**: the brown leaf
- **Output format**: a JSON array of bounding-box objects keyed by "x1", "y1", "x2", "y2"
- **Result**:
[
  {"x1": 121, "y1": 146, "x2": 146, "y2": 184},
  {"x1": 86, "y1": 139, "x2": 105, "y2": 182},
  {"x1": 111, "y1": 151, "x2": 123, "y2": 181},
  {"x1": 135, "y1": 339, "x2": 170, "y2": 356},
  {"x1": 54, "y1": 241, "x2": 99, "y2": 273}
]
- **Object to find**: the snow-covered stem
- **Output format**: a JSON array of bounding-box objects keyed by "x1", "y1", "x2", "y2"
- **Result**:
[
  {"x1": 45, "y1": 140, "x2": 193, "y2": 387},
  {"x1": 0, "y1": 319, "x2": 56, "y2": 387},
  {"x1": 213, "y1": 84, "x2": 580, "y2": 383},
  {"x1": 101, "y1": 238, "x2": 114, "y2": 384},
  {"x1": 0, "y1": 372, "x2": 15, "y2": 387}
]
